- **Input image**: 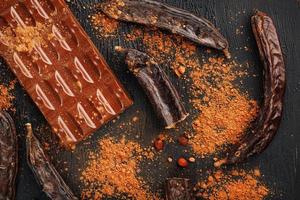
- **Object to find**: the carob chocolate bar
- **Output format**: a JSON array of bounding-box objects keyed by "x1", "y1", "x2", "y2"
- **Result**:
[{"x1": 0, "y1": 0, "x2": 133, "y2": 148}]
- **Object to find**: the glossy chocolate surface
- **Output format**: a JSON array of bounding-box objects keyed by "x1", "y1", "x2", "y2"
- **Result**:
[{"x1": 0, "y1": 0, "x2": 132, "y2": 148}]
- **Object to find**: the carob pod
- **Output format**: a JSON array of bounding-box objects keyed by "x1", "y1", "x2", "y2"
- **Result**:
[
  {"x1": 116, "y1": 47, "x2": 188, "y2": 129},
  {"x1": 0, "y1": 111, "x2": 18, "y2": 200},
  {"x1": 215, "y1": 10, "x2": 286, "y2": 166},
  {"x1": 100, "y1": 0, "x2": 230, "y2": 58},
  {"x1": 165, "y1": 178, "x2": 194, "y2": 200},
  {"x1": 26, "y1": 124, "x2": 78, "y2": 200}
]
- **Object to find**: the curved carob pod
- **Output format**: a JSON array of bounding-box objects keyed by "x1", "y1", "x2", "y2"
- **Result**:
[
  {"x1": 215, "y1": 11, "x2": 286, "y2": 167},
  {"x1": 0, "y1": 111, "x2": 18, "y2": 200},
  {"x1": 26, "y1": 124, "x2": 78, "y2": 200},
  {"x1": 100, "y1": 0, "x2": 230, "y2": 58},
  {"x1": 116, "y1": 47, "x2": 188, "y2": 129}
]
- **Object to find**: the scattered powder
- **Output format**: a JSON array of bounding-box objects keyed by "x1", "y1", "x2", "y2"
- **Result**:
[
  {"x1": 196, "y1": 169, "x2": 269, "y2": 200},
  {"x1": 89, "y1": 12, "x2": 119, "y2": 37},
  {"x1": 125, "y1": 28, "x2": 259, "y2": 156},
  {"x1": 0, "y1": 81, "x2": 16, "y2": 110},
  {"x1": 81, "y1": 136, "x2": 158, "y2": 200},
  {"x1": 190, "y1": 57, "x2": 259, "y2": 156},
  {"x1": 126, "y1": 28, "x2": 198, "y2": 77},
  {"x1": 0, "y1": 23, "x2": 53, "y2": 53}
]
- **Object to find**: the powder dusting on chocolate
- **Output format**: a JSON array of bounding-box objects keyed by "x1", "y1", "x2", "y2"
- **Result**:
[{"x1": 0, "y1": 23, "x2": 54, "y2": 54}]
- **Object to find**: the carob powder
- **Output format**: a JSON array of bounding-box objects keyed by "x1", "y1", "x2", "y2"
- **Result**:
[
  {"x1": 196, "y1": 169, "x2": 269, "y2": 200},
  {"x1": 80, "y1": 136, "x2": 158, "y2": 200},
  {"x1": 89, "y1": 12, "x2": 119, "y2": 38},
  {"x1": 189, "y1": 57, "x2": 259, "y2": 156},
  {"x1": 0, "y1": 81, "x2": 15, "y2": 111}
]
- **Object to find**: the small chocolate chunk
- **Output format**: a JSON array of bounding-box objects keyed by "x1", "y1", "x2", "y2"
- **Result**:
[{"x1": 165, "y1": 178, "x2": 194, "y2": 200}]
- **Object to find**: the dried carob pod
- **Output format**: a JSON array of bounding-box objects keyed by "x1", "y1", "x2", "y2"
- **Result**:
[
  {"x1": 116, "y1": 47, "x2": 189, "y2": 129},
  {"x1": 0, "y1": 111, "x2": 18, "y2": 200},
  {"x1": 26, "y1": 123, "x2": 78, "y2": 200},
  {"x1": 101, "y1": 0, "x2": 230, "y2": 58},
  {"x1": 165, "y1": 178, "x2": 194, "y2": 200},
  {"x1": 215, "y1": 11, "x2": 286, "y2": 166}
]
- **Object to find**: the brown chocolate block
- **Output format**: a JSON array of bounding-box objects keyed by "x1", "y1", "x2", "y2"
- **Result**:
[{"x1": 0, "y1": 0, "x2": 133, "y2": 148}]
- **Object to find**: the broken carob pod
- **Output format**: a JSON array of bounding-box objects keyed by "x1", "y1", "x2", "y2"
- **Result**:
[
  {"x1": 101, "y1": 0, "x2": 230, "y2": 58},
  {"x1": 116, "y1": 47, "x2": 189, "y2": 129},
  {"x1": 215, "y1": 10, "x2": 286, "y2": 167},
  {"x1": 26, "y1": 124, "x2": 78, "y2": 200},
  {"x1": 165, "y1": 178, "x2": 195, "y2": 200},
  {"x1": 0, "y1": 111, "x2": 18, "y2": 200}
]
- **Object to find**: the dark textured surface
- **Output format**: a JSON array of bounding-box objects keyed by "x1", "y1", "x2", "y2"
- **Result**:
[{"x1": 0, "y1": 0, "x2": 299, "y2": 199}]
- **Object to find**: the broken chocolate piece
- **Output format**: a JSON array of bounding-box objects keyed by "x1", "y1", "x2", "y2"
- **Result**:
[
  {"x1": 0, "y1": 0, "x2": 133, "y2": 148},
  {"x1": 116, "y1": 47, "x2": 188, "y2": 129},
  {"x1": 165, "y1": 178, "x2": 194, "y2": 200}
]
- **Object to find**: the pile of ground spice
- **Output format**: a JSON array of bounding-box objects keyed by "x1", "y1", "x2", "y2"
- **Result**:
[
  {"x1": 125, "y1": 28, "x2": 259, "y2": 156},
  {"x1": 189, "y1": 57, "x2": 259, "y2": 156},
  {"x1": 81, "y1": 136, "x2": 158, "y2": 200},
  {"x1": 0, "y1": 23, "x2": 53, "y2": 53},
  {"x1": 0, "y1": 81, "x2": 15, "y2": 110},
  {"x1": 89, "y1": 12, "x2": 119, "y2": 38},
  {"x1": 196, "y1": 169, "x2": 269, "y2": 200}
]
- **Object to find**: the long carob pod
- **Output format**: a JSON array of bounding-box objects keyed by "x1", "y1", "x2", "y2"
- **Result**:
[
  {"x1": 101, "y1": 0, "x2": 230, "y2": 58},
  {"x1": 26, "y1": 123, "x2": 78, "y2": 200},
  {"x1": 0, "y1": 111, "x2": 18, "y2": 200},
  {"x1": 116, "y1": 47, "x2": 189, "y2": 129},
  {"x1": 215, "y1": 11, "x2": 286, "y2": 166}
]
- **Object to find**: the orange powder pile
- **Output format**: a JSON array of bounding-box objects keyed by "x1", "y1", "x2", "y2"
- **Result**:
[
  {"x1": 190, "y1": 57, "x2": 259, "y2": 156},
  {"x1": 0, "y1": 81, "x2": 15, "y2": 110},
  {"x1": 89, "y1": 12, "x2": 119, "y2": 38},
  {"x1": 196, "y1": 169, "x2": 269, "y2": 200},
  {"x1": 81, "y1": 136, "x2": 157, "y2": 200},
  {"x1": 125, "y1": 28, "x2": 259, "y2": 156}
]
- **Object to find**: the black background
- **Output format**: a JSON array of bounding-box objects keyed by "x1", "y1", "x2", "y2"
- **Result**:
[{"x1": 0, "y1": 0, "x2": 299, "y2": 199}]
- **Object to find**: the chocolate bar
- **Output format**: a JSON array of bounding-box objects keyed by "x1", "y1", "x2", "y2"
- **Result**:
[
  {"x1": 165, "y1": 178, "x2": 194, "y2": 200},
  {"x1": 0, "y1": 0, "x2": 133, "y2": 148}
]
